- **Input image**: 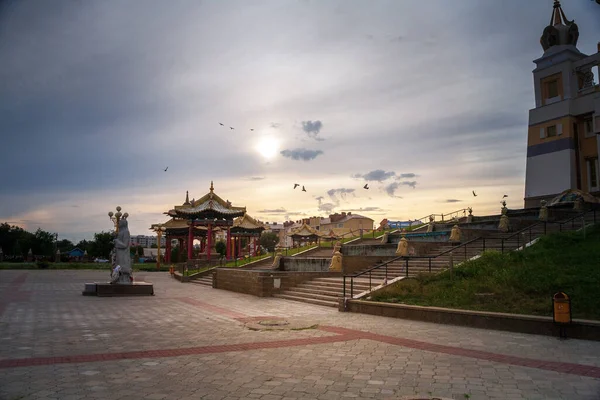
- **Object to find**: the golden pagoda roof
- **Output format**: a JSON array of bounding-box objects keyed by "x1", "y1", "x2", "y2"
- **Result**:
[
  {"x1": 166, "y1": 181, "x2": 246, "y2": 219},
  {"x1": 288, "y1": 222, "x2": 322, "y2": 237},
  {"x1": 320, "y1": 229, "x2": 340, "y2": 239},
  {"x1": 232, "y1": 213, "x2": 266, "y2": 231},
  {"x1": 151, "y1": 219, "x2": 209, "y2": 231}
]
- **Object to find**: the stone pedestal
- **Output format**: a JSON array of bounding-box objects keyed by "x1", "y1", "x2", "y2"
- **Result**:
[{"x1": 82, "y1": 282, "x2": 154, "y2": 296}]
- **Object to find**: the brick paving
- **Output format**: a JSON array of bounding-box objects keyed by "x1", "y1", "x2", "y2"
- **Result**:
[{"x1": 0, "y1": 270, "x2": 599, "y2": 399}]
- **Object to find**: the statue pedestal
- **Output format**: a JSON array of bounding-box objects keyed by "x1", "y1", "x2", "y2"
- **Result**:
[{"x1": 82, "y1": 282, "x2": 154, "y2": 296}]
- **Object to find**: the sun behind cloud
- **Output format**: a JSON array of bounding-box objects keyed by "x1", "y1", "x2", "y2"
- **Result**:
[{"x1": 255, "y1": 136, "x2": 280, "y2": 160}]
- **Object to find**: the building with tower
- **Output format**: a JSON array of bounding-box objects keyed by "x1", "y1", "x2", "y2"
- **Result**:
[{"x1": 524, "y1": 1, "x2": 600, "y2": 208}]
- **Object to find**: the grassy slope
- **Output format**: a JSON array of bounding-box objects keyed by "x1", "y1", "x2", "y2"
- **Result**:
[{"x1": 371, "y1": 225, "x2": 600, "y2": 320}]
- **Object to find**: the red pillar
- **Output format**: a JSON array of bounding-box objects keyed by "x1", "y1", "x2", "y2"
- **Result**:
[
  {"x1": 187, "y1": 223, "x2": 194, "y2": 260},
  {"x1": 207, "y1": 224, "x2": 212, "y2": 260},
  {"x1": 237, "y1": 236, "x2": 241, "y2": 257},
  {"x1": 200, "y1": 237, "x2": 205, "y2": 253},
  {"x1": 226, "y1": 227, "x2": 231, "y2": 260},
  {"x1": 165, "y1": 237, "x2": 171, "y2": 263}
]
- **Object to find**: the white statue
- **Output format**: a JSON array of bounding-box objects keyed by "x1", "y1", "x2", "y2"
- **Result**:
[{"x1": 112, "y1": 219, "x2": 133, "y2": 284}]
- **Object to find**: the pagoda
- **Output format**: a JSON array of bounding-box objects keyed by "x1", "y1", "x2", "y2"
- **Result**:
[
  {"x1": 163, "y1": 181, "x2": 246, "y2": 261},
  {"x1": 287, "y1": 222, "x2": 323, "y2": 247},
  {"x1": 230, "y1": 213, "x2": 266, "y2": 258}
]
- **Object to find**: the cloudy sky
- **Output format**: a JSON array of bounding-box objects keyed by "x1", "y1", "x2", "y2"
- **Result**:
[{"x1": 1, "y1": 0, "x2": 599, "y2": 242}]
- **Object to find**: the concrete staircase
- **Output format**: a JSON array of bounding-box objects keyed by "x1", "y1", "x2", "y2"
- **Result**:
[
  {"x1": 273, "y1": 212, "x2": 597, "y2": 307},
  {"x1": 272, "y1": 277, "x2": 373, "y2": 307},
  {"x1": 190, "y1": 274, "x2": 213, "y2": 287}
]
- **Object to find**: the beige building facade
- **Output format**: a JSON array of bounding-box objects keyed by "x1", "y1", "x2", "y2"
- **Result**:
[{"x1": 524, "y1": 1, "x2": 600, "y2": 208}]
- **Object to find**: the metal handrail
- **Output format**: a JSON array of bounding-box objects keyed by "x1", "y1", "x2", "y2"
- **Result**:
[
  {"x1": 342, "y1": 209, "x2": 597, "y2": 299},
  {"x1": 343, "y1": 236, "x2": 485, "y2": 298},
  {"x1": 414, "y1": 208, "x2": 469, "y2": 224}
]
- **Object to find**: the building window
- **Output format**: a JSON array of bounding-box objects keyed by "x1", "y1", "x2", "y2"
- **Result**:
[
  {"x1": 588, "y1": 158, "x2": 599, "y2": 191},
  {"x1": 546, "y1": 125, "x2": 557, "y2": 137},
  {"x1": 584, "y1": 118, "x2": 594, "y2": 138},
  {"x1": 546, "y1": 80, "x2": 559, "y2": 98}
]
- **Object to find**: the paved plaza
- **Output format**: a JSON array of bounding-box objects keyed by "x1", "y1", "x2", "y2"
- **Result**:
[{"x1": 0, "y1": 270, "x2": 599, "y2": 400}]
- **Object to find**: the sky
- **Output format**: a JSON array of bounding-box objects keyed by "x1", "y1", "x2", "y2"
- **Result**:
[{"x1": 1, "y1": 0, "x2": 600, "y2": 243}]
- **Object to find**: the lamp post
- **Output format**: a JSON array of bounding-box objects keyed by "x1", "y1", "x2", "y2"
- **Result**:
[
  {"x1": 108, "y1": 206, "x2": 129, "y2": 234},
  {"x1": 151, "y1": 224, "x2": 166, "y2": 270}
]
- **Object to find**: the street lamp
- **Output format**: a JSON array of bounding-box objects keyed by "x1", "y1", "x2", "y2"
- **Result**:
[
  {"x1": 151, "y1": 224, "x2": 166, "y2": 270},
  {"x1": 108, "y1": 206, "x2": 129, "y2": 234}
]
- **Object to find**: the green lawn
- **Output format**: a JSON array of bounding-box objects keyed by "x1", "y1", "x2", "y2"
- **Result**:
[
  {"x1": 0, "y1": 262, "x2": 170, "y2": 272},
  {"x1": 370, "y1": 225, "x2": 600, "y2": 320}
]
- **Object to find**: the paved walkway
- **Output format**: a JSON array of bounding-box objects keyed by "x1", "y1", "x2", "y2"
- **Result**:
[{"x1": 0, "y1": 270, "x2": 599, "y2": 400}]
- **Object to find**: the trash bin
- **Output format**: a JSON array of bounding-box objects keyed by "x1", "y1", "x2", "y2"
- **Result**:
[{"x1": 553, "y1": 292, "x2": 571, "y2": 324}]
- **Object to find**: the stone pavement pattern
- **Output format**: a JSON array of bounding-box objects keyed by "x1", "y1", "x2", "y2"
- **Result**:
[{"x1": 0, "y1": 270, "x2": 599, "y2": 400}]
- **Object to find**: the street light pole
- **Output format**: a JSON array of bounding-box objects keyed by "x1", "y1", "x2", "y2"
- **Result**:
[
  {"x1": 151, "y1": 224, "x2": 166, "y2": 270},
  {"x1": 108, "y1": 206, "x2": 128, "y2": 234}
]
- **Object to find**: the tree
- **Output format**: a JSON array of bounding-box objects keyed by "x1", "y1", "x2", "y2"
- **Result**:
[
  {"x1": 32, "y1": 228, "x2": 55, "y2": 256},
  {"x1": 259, "y1": 231, "x2": 279, "y2": 253},
  {"x1": 215, "y1": 240, "x2": 226, "y2": 258},
  {"x1": 76, "y1": 239, "x2": 92, "y2": 253},
  {"x1": 57, "y1": 239, "x2": 75, "y2": 254},
  {"x1": 0, "y1": 223, "x2": 33, "y2": 256},
  {"x1": 150, "y1": 243, "x2": 158, "y2": 248},
  {"x1": 89, "y1": 231, "x2": 114, "y2": 258}
]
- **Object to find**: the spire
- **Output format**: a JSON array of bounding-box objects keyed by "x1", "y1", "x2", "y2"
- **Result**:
[
  {"x1": 210, "y1": 181, "x2": 214, "y2": 192},
  {"x1": 184, "y1": 190, "x2": 190, "y2": 205},
  {"x1": 552, "y1": 1, "x2": 563, "y2": 26},
  {"x1": 540, "y1": 1, "x2": 579, "y2": 52}
]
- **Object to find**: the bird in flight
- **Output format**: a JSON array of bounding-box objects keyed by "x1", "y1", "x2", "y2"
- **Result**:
[
  {"x1": 472, "y1": 190, "x2": 477, "y2": 197},
  {"x1": 363, "y1": 184, "x2": 369, "y2": 189},
  {"x1": 502, "y1": 194, "x2": 508, "y2": 198},
  {"x1": 302, "y1": 186, "x2": 307, "y2": 192},
  {"x1": 293, "y1": 183, "x2": 300, "y2": 189},
  {"x1": 250, "y1": 129, "x2": 254, "y2": 131},
  {"x1": 230, "y1": 127, "x2": 234, "y2": 130},
  {"x1": 164, "y1": 167, "x2": 168, "y2": 172},
  {"x1": 219, "y1": 123, "x2": 224, "y2": 126}
]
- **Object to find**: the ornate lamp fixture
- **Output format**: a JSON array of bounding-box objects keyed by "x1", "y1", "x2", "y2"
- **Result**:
[{"x1": 108, "y1": 206, "x2": 129, "y2": 234}]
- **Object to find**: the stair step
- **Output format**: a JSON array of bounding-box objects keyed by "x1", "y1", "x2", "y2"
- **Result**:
[
  {"x1": 190, "y1": 278, "x2": 213, "y2": 286},
  {"x1": 291, "y1": 287, "x2": 349, "y2": 296},
  {"x1": 283, "y1": 290, "x2": 340, "y2": 302},
  {"x1": 272, "y1": 294, "x2": 337, "y2": 308}
]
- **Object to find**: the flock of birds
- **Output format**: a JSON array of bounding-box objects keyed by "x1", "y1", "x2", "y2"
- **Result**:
[
  {"x1": 161, "y1": 121, "x2": 511, "y2": 203},
  {"x1": 219, "y1": 122, "x2": 254, "y2": 131}
]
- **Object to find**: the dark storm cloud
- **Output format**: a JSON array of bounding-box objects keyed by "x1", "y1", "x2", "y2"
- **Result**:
[
  {"x1": 280, "y1": 148, "x2": 323, "y2": 161},
  {"x1": 327, "y1": 188, "x2": 355, "y2": 203},
  {"x1": 401, "y1": 181, "x2": 417, "y2": 189},
  {"x1": 257, "y1": 208, "x2": 287, "y2": 214},
  {"x1": 341, "y1": 207, "x2": 385, "y2": 212},
  {"x1": 445, "y1": 199, "x2": 462, "y2": 203},
  {"x1": 354, "y1": 170, "x2": 396, "y2": 182},
  {"x1": 301, "y1": 120, "x2": 324, "y2": 141},
  {"x1": 315, "y1": 196, "x2": 336, "y2": 213},
  {"x1": 384, "y1": 182, "x2": 402, "y2": 198},
  {"x1": 398, "y1": 173, "x2": 417, "y2": 179}
]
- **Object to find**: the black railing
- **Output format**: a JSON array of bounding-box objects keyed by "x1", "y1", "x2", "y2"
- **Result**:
[{"x1": 342, "y1": 209, "x2": 598, "y2": 299}]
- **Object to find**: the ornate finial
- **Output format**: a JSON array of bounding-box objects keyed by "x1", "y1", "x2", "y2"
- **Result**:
[
  {"x1": 553, "y1": 1, "x2": 563, "y2": 25},
  {"x1": 210, "y1": 181, "x2": 214, "y2": 192},
  {"x1": 184, "y1": 190, "x2": 190, "y2": 205}
]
